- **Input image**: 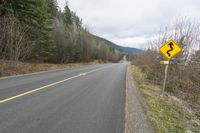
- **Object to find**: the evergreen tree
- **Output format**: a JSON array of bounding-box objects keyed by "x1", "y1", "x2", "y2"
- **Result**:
[
  {"x1": 63, "y1": 2, "x2": 73, "y2": 28},
  {"x1": 0, "y1": 0, "x2": 121, "y2": 63},
  {"x1": 34, "y1": 0, "x2": 57, "y2": 61}
]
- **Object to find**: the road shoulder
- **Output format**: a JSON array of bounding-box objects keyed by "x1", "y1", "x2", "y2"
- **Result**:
[
  {"x1": 125, "y1": 64, "x2": 154, "y2": 133},
  {"x1": 0, "y1": 60, "x2": 100, "y2": 79}
]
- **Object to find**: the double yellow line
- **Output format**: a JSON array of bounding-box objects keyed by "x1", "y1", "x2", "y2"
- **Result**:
[{"x1": 0, "y1": 67, "x2": 103, "y2": 104}]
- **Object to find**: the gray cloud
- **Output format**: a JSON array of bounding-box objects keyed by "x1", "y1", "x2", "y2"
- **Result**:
[{"x1": 57, "y1": 0, "x2": 200, "y2": 48}]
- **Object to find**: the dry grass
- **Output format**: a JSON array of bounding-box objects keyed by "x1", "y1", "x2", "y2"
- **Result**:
[
  {"x1": 131, "y1": 64, "x2": 200, "y2": 133},
  {"x1": 0, "y1": 60, "x2": 100, "y2": 77}
]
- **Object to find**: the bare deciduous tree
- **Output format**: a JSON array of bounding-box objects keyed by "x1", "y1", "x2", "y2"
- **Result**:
[
  {"x1": 0, "y1": 15, "x2": 32, "y2": 68},
  {"x1": 149, "y1": 16, "x2": 200, "y2": 64},
  {"x1": 133, "y1": 17, "x2": 200, "y2": 108}
]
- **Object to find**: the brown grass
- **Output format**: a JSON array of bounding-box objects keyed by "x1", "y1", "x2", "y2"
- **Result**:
[
  {"x1": 131, "y1": 64, "x2": 200, "y2": 133},
  {"x1": 0, "y1": 60, "x2": 100, "y2": 77}
]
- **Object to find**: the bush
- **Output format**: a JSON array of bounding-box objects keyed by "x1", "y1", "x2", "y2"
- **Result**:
[{"x1": 165, "y1": 81, "x2": 176, "y2": 92}]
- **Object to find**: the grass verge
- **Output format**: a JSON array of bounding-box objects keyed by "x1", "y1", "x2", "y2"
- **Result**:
[
  {"x1": 0, "y1": 60, "x2": 100, "y2": 78},
  {"x1": 130, "y1": 64, "x2": 200, "y2": 133}
]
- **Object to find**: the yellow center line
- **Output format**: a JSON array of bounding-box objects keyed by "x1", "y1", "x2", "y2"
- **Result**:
[{"x1": 0, "y1": 67, "x2": 104, "y2": 104}]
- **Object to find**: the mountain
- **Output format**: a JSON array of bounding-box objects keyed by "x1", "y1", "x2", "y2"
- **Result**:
[{"x1": 94, "y1": 36, "x2": 142, "y2": 55}]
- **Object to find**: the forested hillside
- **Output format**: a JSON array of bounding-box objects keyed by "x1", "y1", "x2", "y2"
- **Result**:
[
  {"x1": 94, "y1": 36, "x2": 142, "y2": 55},
  {"x1": 0, "y1": 0, "x2": 121, "y2": 67}
]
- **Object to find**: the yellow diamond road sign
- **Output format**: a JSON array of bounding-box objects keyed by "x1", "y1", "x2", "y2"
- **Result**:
[{"x1": 160, "y1": 40, "x2": 182, "y2": 59}]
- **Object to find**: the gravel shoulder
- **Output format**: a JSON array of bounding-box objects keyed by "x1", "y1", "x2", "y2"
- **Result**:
[{"x1": 125, "y1": 65, "x2": 154, "y2": 133}]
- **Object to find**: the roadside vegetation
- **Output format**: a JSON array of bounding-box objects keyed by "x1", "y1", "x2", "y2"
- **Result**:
[
  {"x1": 131, "y1": 17, "x2": 200, "y2": 133},
  {"x1": 131, "y1": 65, "x2": 200, "y2": 133},
  {"x1": 0, "y1": 0, "x2": 121, "y2": 76},
  {"x1": 0, "y1": 60, "x2": 100, "y2": 77}
]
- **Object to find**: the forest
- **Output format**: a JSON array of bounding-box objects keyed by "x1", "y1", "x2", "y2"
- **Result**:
[{"x1": 0, "y1": 0, "x2": 121, "y2": 67}]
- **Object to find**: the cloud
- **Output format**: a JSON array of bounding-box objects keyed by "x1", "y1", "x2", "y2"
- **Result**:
[{"x1": 57, "y1": 0, "x2": 200, "y2": 48}]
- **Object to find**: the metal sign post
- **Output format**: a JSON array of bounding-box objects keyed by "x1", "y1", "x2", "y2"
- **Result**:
[{"x1": 161, "y1": 60, "x2": 169, "y2": 95}]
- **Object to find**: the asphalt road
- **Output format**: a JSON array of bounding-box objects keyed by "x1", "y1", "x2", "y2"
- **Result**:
[{"x1": 0, "y1": 63, "x2": 127, "y2": 133}]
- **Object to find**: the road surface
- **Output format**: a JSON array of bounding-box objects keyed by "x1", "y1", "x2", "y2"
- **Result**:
[{"x1": 0, "y1": 63, "x2": 127, "y2": 133}]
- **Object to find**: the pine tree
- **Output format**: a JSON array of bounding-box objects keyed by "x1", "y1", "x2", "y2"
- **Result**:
[
  {"x1": 34, "y1": 0, "x2": 57, "y2": 61},
  {"x1": 63, "y1": 1, "x2": 73, "y2": 28}
]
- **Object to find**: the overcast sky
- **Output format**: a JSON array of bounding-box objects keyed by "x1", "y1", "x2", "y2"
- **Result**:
[{"x1": 57, "y1": 0, "x2": 200, "y2": 48}]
